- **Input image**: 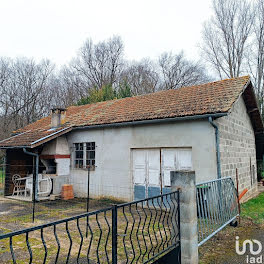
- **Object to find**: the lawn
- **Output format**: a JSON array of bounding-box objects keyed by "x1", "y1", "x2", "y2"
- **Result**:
[
  {"x1": 0, "y1": 170, "x2": 4, "y2": 189},
  {"x1": 240, "y1": 192, "x2": 264, "y2": 224}
]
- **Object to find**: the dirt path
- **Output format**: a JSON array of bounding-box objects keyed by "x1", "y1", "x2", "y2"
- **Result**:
[{"x1": 199, "y1": 218, "x2": 264, "y2": 263}]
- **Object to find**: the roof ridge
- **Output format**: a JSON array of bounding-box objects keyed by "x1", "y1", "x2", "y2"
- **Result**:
[{"x1": 67, "y1": 75, "x2": 250, "y2": 110}]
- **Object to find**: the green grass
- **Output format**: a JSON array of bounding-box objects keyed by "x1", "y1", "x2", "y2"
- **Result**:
[
  {"x1": 0, "y1": 170, "x2": 5, "y2": 187},
  {"x1": 240, "y1": 192, "x2": 264, "y2": 224}
]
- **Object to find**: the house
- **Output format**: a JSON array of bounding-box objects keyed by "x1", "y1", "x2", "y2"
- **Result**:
[{"x1": 0, "y1": 76, "x2": 263, "y2": 202}]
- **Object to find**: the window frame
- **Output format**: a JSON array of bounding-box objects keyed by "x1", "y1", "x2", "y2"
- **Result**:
[
  {"x1": 74, "y1": 143, "x2": 84, "y2": 169},
  {"x1": 86, "y1": 142, "x2": 96, "y2": 169},
  {"x1": 73, "y1": 142, "x2": 96, "y2": 170}
]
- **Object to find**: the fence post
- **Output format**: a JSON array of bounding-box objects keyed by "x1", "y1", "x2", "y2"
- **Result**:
[
  {"x1": 171, "y1": 171, "x2": 198, "y2": 264},
  {"x1": 112, "y1": 204, "x2": 118, "y2": 264}
]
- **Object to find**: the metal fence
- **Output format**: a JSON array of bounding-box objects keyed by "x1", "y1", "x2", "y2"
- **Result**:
[
  {"x1": 0, "y1": 190, "x2": 180, "y2": 264},
  {"x1": 196, "y1": 177, "x2": 239, "y2": 246},
  {"x1": 0, "y1": 161, "x2": 5, "y2": 195}
]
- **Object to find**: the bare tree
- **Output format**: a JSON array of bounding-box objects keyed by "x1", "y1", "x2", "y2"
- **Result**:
[
  {"x1": 201, "y1": 0, "x2": 254, "y2": 79},
  {"x1": 159, "y1": 52, "x2": 209, "y2": 90},
  {"x1": 0, "y1": 57, "x2": 54, "y2": 135},
  {"x1": 0, "y1": 58, "x2": 13, "y2": 136},
  {"x1": 120, "y1": 59, "x2": 159, "y2": 95},
  {"x1": 246, "y1": 0, "x2": 264, "y2": 113},
  {"x1": 72, "y1": 36, "x2": 124, "y2": 90},
  {"x1": 52, "y1": 66, "x2": 87, "y2": 107},
  {"x1": 10, "y1": 58, "x2": 54, "y2": 128}
]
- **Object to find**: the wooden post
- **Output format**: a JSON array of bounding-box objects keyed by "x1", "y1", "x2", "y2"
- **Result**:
[{"x1": 236, "y1": 168, "x2": 241, "y2": 224}]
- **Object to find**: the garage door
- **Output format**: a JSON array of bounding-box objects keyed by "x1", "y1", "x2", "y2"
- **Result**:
[{"x1": 133, "y1": 148, "x2": 192, "y2": 200}]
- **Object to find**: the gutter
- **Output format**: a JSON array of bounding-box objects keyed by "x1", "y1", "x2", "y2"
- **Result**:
[
  {"x1": 208, "y1": 116, "x2": 224, "y2": 179},
  {"x1": 74, "y1": 113, "x2": 227, "y2": 131},
  {"x1": 23, "y1": 148, "x2": 39, "y2": 201},
  {"x1": 30, "y1": 127, "x2": 71, "y2": 146},
  {"x1": 0, "y1": 113, "x2": 227, "y2": 150}
]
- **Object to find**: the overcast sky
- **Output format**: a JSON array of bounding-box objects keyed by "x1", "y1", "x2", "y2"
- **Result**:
[{"x1": 0, "y1": 0, "x2": 213, "y2": 66}]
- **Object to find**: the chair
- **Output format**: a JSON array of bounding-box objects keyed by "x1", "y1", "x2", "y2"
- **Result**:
[
  {"x1": 38, "y1": 174, "x2": 52, "y2": 197},
  {"x1": 12, "y1": 174, "x2": 24, "y2": 196},
  {"x1": 25, "y1": 174, "x2": 52, "y2": 198},
  {"x1": 25, "y1": 176, "x2": 33, "y2": 197}
]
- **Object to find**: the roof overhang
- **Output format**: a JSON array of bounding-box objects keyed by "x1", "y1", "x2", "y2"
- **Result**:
[
  {"x1": 242, "y1": 81, "x2": 264, "y2": 133},
  {"x1": 0, "y1": 127, "x2": 72, "y2": 149}
]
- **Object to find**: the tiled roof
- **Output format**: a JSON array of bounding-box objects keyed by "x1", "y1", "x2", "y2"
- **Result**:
[
  {"x1": 0, "y1": 127, "x2": 72, "y2": 148},
  {"x1": 0, "y1": 75, "x2": 262, "y2": 148}
]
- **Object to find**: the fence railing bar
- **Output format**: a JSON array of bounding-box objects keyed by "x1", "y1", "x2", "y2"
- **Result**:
[
  {"x1": 40, "y1": 228, "x2": 47, "y2": 264},
  {"x1": 209, "y1": 182, "x2": 218, "y2": 231},
  {"x1": 141, "y1": 200, "x2": 148, "y2": 262},
  {"x1": 25, "y1": 232, "x2": 32, "y2": 264},
  {"x1": 177, "y1": 190, "x2": 181, "y2": 244},
  {"x1": 9, "y1": 236, "x2": 16, "y2": 264},
  {"x1": 151, "y1": 197, "x2": 159, "y2": 257},
  {"x1": 198, "y1": 215, "x2": 238, "y2": 247},
  {"x1": 87, "y1": 217, "x2": 93, "y2": 264},
  {"x1": 146, "y1": 199, "x2": 154, "y2": 261},
  {"x1": 135, "y1": 202, "x2": 143, "y2": 263},
  {"x1": 156, "y1": 197, "x2": 164, "y2": 254},
  {"x1": 170, "y1": 193, "x2": 177, "y2": 244},
  {"x1": 196, "y1": 188, "x2": 202, "y2": 242},
  {"x1": 112, "y1": 205, "x2": 117, "y2": 264},
  {"x1": 196, "y1": 177, "x2": 232, "y2": 186},
  {"x1": 164, "y1": 194, "x2": 171, "y2": 248},
  {"x1": 210, "y1": 181, "x2": 220, "y2": 227},
  {"x1": 128, "y1": 203, "x2": 136, "y2": 263},
  {"x1": 53, "y1": 225, "x2": 60, "y2": 264},
  {"x1": 76, "y1": 218, "x2": 83, "y2": 264},
  {"x1": 215, "y1": 181, "x2": 225, "y2": 227},
  {"x1": 121, "y1": 206, "x2": 129, "y2": 264},
  {"x1": 95, "y1": 213, "x2": 102, "y2": 264},
  {"x1": 198, "y1": 187, "x2": 207, "y2": 239},
  {"x1": 65, "y1": 221, "x2": 72, "y2": 264},
  {"x1": 117, "y1": 190, "x2": 179, "y2": 207},
  {"x1": 161, "y1": 195, "x2": 168, "y2": 250},
  {"x1": 103, "y1": 210, "x2": 111, "y2": 263},
  {"x1": 206, "y1": 183, "x2": 215, "y2": 233}
]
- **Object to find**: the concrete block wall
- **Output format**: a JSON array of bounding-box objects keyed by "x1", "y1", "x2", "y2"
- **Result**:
[{"x1": 216, "y1": 96, "x2": 258, "y2": 201}]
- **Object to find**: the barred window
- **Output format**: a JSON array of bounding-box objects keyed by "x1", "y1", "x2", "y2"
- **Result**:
[
  {"x1": 74, "y1": 143, "x2": 83, "y2": 168},
  {"x1": 74, "y1": 142, "x2": 95, "y2": 169}
]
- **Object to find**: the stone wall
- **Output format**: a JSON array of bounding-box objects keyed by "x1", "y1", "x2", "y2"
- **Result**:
[{"x1": 216, "y1": 96, "x2": 258, "y2": 201}]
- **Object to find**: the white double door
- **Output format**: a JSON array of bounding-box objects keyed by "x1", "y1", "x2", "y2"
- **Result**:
[{"x1": 132, "y1": 148, "x2": 192, "y2": 199}]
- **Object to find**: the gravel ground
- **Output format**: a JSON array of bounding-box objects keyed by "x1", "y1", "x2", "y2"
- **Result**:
[{"x1": 199, "y1": 218, "x2": 264, "y2": 263}]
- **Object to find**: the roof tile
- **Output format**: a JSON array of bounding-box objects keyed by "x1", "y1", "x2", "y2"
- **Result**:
[{"x1": 0, "y1": 76, "x2": 255, "y2": 147}]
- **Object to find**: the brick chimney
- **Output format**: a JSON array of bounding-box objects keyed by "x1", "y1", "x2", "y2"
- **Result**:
[{"x1": 51, "y1": 108, "x2": 66, "y2": 128}]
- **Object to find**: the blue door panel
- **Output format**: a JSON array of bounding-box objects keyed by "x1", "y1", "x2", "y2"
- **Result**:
[{"x1": 134, "y1": 185, "x2": 146, "y2": 201}]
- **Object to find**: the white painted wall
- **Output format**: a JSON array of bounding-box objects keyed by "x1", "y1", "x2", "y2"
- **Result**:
[
  {"x1": 40, "y1": 135, "x2": 71, "y2": 195},
  {"x1": 66, "y1": 120, "x2": 217, "y2": 200},
  {"x1": 41, "y1": 136, "x2": 70, "y2": 155},
  {"x1": 56, "y1": 158, "x2": 70, "y2": 175}
]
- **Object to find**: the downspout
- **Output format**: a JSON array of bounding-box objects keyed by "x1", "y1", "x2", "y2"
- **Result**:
[
  {"x1": 23, "y1": 148, "x2": 39, "y2": 201},
  {"x1": 209, "y1": 117, "x2": 221, "y2": 179}
]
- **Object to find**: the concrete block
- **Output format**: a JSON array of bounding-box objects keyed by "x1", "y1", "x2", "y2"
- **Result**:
[{"x1": 171, "y1": 171, "x2": 198, "y2": 264}]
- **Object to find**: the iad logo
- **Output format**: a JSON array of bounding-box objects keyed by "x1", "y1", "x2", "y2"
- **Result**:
[{"x1": 236, "y1": 236, "x2": 263, "y2": 263}]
